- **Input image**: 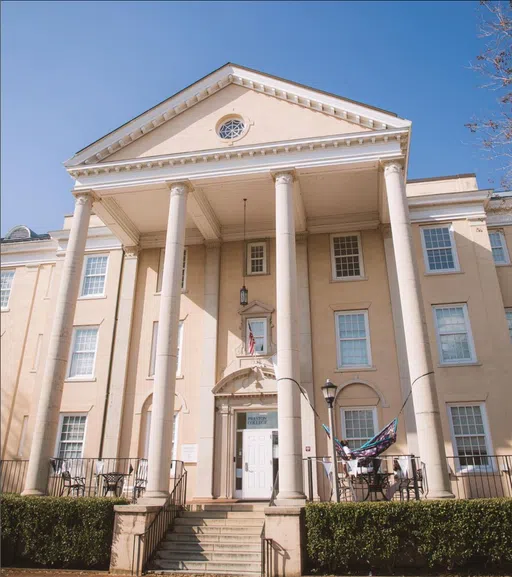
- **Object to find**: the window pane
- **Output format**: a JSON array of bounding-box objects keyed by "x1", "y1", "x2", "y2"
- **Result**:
[
  {"x1": 340, "y1": 340, "x2": 368, "y2": 366},
  {"x1": 423, "y1": 227, "x2": 456, "y2": 271},
  {"x1": 337, "y1": 312, "x2": 370, "y2": 367},
  {"x1": 440, "y1": 334, "x2": 471, "y2": 362},
  {"x1": 435, "y1": 307, "x2": 465, "y2": 333},
  {"x1": 435, "y1": 307, "x2": 473, "y2": 363},
  {"x1": 58, "y1": 415, "x2": 86, "y2": 460},
  {"x1": 489, "y1": 231, "x2": 507, "y2": 264},
  {"x1": 249, "y1": 244, "x2": 265, "y2": 273},
  {"x1": 333, "y1": 235, "x2": 361, "y2": 278},
  {"x1": 1, "y1": 270, "x2": 15, "y2": 308},
  {"x1": 339, "y1": 313, "x2": 366, "y2": 339},
  {"x1": 450, "y1": 405, "x2": 489, "y2": 468},
  {"x1": 82, "y1": 256, "x2": 108, "y2": 296},
  {"x1": 69, "y1": 328, "x2": 98, "y2": 378},
  {"x1": 343, "y1": 409, "x2": 375, "y2": 449}
]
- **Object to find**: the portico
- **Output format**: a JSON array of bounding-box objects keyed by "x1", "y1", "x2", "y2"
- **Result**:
[{"x1": 21, "y1": 63, "x2": 454, "y2": 502}]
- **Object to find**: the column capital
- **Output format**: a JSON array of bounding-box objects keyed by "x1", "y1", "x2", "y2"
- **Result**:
[
  {"x1": 123, "y1": 245, "x2": 140, "y2": 258},
  {"x1": 382, "y1": 160, "x2": 404, "y2": 177},
  {"x1": 73, "y1": 190, "x2": 97, "y2": 205},
  {"x1": 272, "y1": 170, "x2": 296, "y2": 185},
  {"x1": 166, "y1": 181, "x2": 191, "y2": 196}
]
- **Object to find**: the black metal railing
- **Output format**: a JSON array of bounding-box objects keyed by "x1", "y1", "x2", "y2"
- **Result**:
[
  {"x1": 47, "y1": 457, "x2": 185, "y2": 502},
  {"x1": 447, "y1": 455, "x2": 512, "y2": 499},
  {"x1": 261, "y1": 524, "x2": 274, "y2": 577},
  {"x1": 304, "y1": 454, "x2": 425, "y2": 502},
  {"x1": 0, "y1": 460, "x2": 28, "y2": 494},
  {"x1": 133, "y1": 467, "x2": 187, "y2": 575}
]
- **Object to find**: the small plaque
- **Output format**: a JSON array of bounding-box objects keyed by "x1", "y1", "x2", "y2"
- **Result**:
[{"x1": 181, "y1": 444, "x2": 198, "y2": 463}]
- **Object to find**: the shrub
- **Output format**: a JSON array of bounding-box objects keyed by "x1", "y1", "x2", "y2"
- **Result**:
[
  {"x1": 305, "y1": 498, "x2": 512, "y2": 574},
  {"x1": 1, "y1": 494, "x2": 128, "y2": 569}
]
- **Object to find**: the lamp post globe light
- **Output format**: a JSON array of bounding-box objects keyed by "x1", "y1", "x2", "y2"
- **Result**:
[
  {"x1": 240, "y1": 285, "x2": 248, "y2": 307},
  {"x1": 322, "y1": 379, "x2": 340, "y2": 502}
]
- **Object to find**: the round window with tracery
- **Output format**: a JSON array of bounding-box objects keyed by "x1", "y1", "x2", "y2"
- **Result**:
[{"x1": 218, "y1": 118, "x2": 245, "y2": 140}]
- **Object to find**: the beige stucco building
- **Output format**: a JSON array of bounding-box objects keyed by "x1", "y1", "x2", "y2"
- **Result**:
[{"x1": 2, "y1": 64, "x2": 512, "y2": 506}]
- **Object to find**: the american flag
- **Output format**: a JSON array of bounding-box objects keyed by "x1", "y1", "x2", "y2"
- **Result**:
[{"x1": 248, "y1": 323, "x2": 256, "y2": 355}]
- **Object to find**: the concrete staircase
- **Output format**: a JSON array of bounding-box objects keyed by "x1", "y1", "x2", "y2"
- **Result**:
[{"x1": 148, "y1": 503, "x2": 265, "y2": 575}]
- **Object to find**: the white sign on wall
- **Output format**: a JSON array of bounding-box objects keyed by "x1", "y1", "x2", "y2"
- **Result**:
[{"x1": 181, "y1": 444, "x2": 198, "y2": 463}]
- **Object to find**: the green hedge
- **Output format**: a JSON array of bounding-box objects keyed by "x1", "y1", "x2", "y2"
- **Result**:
[
  {"x1": 1, "y1": 494, "x2": 128, "y2": 569},
  {"x1": 306, "y1": 499, "x2": 512, "y2": 574}
]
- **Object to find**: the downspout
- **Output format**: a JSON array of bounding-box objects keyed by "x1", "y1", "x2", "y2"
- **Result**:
[{"x1": 98, "y1": 250, "x2": 125, "y2": 459}]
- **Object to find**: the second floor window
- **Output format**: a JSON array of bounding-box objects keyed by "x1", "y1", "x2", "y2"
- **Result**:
[
  {"x1": 331, "y1": 233, "x2": 364, "y2": 280},
  {"x1": 246, "y1": 318, "x2": 267, "y2": 355},
  {"x1": 335, "y1": 310, "x2": 372, "y2": 368},
  {"x1": 246, "y1": 242, "x2": 267, "y2": 275},
  {"x1": 81, "y1": 255, "x2": 108, "y2": 297},
  {"x1": 157, "y1": 249, "x2": 188, "y2": 293},
  {"x1": 68, "y1": 327, "x2": 99, "y2": 378},
  {"x1": 1, "y1": 270, "x2": 15, "y2": 309},
  {"x1": 489, "y1": 230, "x2": 510, "y2": 265},
  {"x1": 421, "y1": 225, "x2": 459, "y2": 273},
  {"x1": 149, "y1": 321, "x2": 184, "y2": 377},
  {"x1": 433, "y1": 304, "x2": 476, "y2": 365}
]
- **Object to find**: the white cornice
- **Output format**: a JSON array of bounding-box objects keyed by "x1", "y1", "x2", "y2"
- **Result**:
[
  {"x1": 1, "y1": 239, "x2": 57, "y2": 267},
  {"x1": 51, "y1": 226, "x2": 122, "y2": 254},
  {"x1": 407, "y1": 190, "x2": 491, "y2": 223},
  {"x1": 71, "y1": 131, "x2": 407, "y2": 192},
  {"x1": 65, "y1": 64, "x2": 410, "y2": 168}
]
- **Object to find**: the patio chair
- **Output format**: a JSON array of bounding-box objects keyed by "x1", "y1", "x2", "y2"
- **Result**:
[
  {"x1": 60, "y1": 470, "x2": 86, "y2": 496},
  {"x1": 133, "y1": 460, "x2": 148, "y2": 501}
]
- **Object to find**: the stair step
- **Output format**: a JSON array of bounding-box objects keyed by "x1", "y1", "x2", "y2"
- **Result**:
[
  {"x1": 175, "y1": 517, "x2": 263, "y2": 527},
  {"x1": 174, "y1": 525, "x2": 261, "y2": 535},
  {"x1": 160, "y1": 540, "x2": 261, "y2": 552},
  {"x1": 165, "y1": 532, "x2": 260, "y2": 543},
  {"x1": 155, "y1": 550, "x2": 261, "y2": 562},
  {"x1": 150, "y1": 560, "x2": 261, "y2": 572},
  {"x1": 148, "y1": 570, "x2": 260, "y2": 576},
  {"x1": 190, "y1": 503, "x2": 266, "y2": 512},
  {"x1": 182, "y1": 511, "x2": 264, "y2": 519}
]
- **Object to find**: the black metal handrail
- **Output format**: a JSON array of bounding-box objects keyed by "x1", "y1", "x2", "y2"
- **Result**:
[
  {"x1": 447, "y1": 455, "x2": 512, "y2": 499},
  {"x1": 0, "y1": 460, "x2": 28, "y2": 494},
  {"x1": 133, "y1": 467, "x2": 187, "y2": 576}
]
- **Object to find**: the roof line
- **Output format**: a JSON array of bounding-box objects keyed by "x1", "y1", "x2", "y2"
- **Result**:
[
  {"x1": 73, "y1": 62, "x2": 400, "y2": 157},
  {"x1": 407, "y1": 173, "x2": 476, "y2": 184}
]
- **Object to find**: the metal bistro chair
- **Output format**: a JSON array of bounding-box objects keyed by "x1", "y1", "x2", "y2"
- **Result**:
[
  {"x1": 133, "y1": 460, "x2": 148, "y2": 501},
  {"x1": 60, "y1": 470, "x2": 86, "y2": 496}
]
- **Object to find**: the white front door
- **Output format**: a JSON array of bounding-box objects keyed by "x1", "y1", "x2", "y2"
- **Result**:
[{"x1": 242, "y1": 428, "x2": 273, "y2": 499}]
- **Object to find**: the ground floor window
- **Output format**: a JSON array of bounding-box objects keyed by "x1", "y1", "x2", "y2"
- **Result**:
[
  {"x1": 448, "y1": 404, "x2": 492, "y2": 471},
  {"x1": 56, "y1": 414, "x2": 87, "y2": 459},
  {"x1": 341, "y1": 407, "x2": 377, "y2": 449}
]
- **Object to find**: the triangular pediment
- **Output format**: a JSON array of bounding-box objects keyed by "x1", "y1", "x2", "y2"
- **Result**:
[
  {"x1": 65, "y1": 63, "x2": 410, "y2": 168},
  {"x1": 239, "y1": 300, "x2": 274, "y2": 316}
]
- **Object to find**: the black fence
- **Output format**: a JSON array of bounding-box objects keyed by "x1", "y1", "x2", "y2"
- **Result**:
[
  {"x1": 47, "y1": 457, "x2": 185, "y2": 502},
  {"x1": 447, "y1": 455, "x2": 512, "y2": 499},
  {"x1": 0, "y1": 460, "x2": 28, "y2": 494},
  {"x1": 304, "y1": 454, "x2": 425, "y2": 502}
]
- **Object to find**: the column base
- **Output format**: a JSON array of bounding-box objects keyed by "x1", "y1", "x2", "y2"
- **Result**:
[
  {"x1": 426, "y1": 489, "x2": 455, "y2": 499},
  {"x1": 21, "y1": 489, "x2": 46, "y2": 497}
]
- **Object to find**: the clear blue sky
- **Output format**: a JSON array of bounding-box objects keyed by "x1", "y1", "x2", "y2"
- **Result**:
[{"x1": 0, "y1": 1, "x2": 499, "y2": 235}]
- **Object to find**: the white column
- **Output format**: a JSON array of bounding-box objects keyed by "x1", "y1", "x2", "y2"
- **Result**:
[
  {"x1": 383, "y1": 161, "x2": 453, "y2": 498},
  {"x1": 102, "y1": 247, "x2": 139, "y2": 458},
  {"x1": 145, "y1": 182, "x2": 189, "y2": 499},
  {"x1": 274, "y1": 171, "x2": 305, "y2": 502},
  {"x1": 23, "y1": 191, "x2": 94, "y2": 496},
  {"x1": 195, "y1": 241, "x2": 221, "y2": 498},
  {"x1": 296, "y1": 234, "x2": 319, "y2": 500}
]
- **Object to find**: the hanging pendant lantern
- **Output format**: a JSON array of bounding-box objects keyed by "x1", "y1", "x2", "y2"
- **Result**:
[{"x1": 240, "y1": 198, "x2": 249, "y2": 306}]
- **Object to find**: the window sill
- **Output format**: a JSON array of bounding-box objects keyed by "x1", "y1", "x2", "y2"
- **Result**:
[
  {"x1": 65, "y1": 377, "x2": 97, "y2": 383},
  {"x1": 330, "y1": 276, "x2": 368, "y2": 283},
  {"x1": 438, "y1": 361, "x2": 481, "y2": 368},
  {"x1": 154, "y1": 290, "x2": 188, "y2": 296},
  {"x1": 424, "y1": 270, "x2": 462, "y2": 276},
  {"x1": 247, "y1": 272, "x2": 270, "y2": 277},
  {"x1": 1, "y1": 308, "x2": 10, "y2": 313},
  {"x1": 146, "y1": 375, "x2": 184, "y2": 381},
  {"x1": 495, "y1": 262, "x2": 511, "y2": 267},
  {"x1": 78, "y1": 295, "x2": 107, "y2": 301},
  {"x1": 236, "y1": 353, "x2": 272, "y2": 360},
  {"x1": 334, "y1": 366, "x2": 376, "y2": 372}
]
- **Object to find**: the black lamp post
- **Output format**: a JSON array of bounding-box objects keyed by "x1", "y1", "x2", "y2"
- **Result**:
[{"x1": 322, "y1": 379, "x2": 340, "y2": 502}]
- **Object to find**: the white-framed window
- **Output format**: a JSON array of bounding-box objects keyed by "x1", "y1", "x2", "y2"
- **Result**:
[
  {"x1": 341, "y1": 407, "x2": 378, "y2": 450},
  {"x1": 488, "y1": 230, "x2": 510, "y2": 265},
  {"x1": 331, "y1": 233, "x2": 364, "y2": 280},
  {"x1": 506, "y1": 309, "x2": 512, "y2": 342},
  {"x1": 246, "y1": 241, "x2": 267, "y2": 275},
  {"x1": 335, "y1": 310, "x2": 372, "y2": 368},
  {"x1": 433, "y1": 304, "x2": 476, "y2": 365},
  {"x1": 421, "y1": 225, "x2": 459, "y2": 273},
  {"x1": 80, "y1": 255, "x2": 108, "y2": 297},
  {"x1": 149, "y1": 321, "x2": 184, "y2": 377},
  {"x1": 1, "y1": 270, "x2": 15, "y2": 309},
  {"x1": 55, "y1": 414, "x2": 87, "y2": 460},
  {"x1": 157, "y1": 248, "x2": 188, "y2": 293},
  {"x1": 67, "y1": 327, "x2": 99, "y2": 379},
  {"x1": 246, "y1": 317, "x2": 268, "y2": 355},
  {"x1": 144, "y1": 410, "x2": 179, "y2": 468},
  {"x1": 448, "y1": 404, "x2": 492, "y2": 471}
]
